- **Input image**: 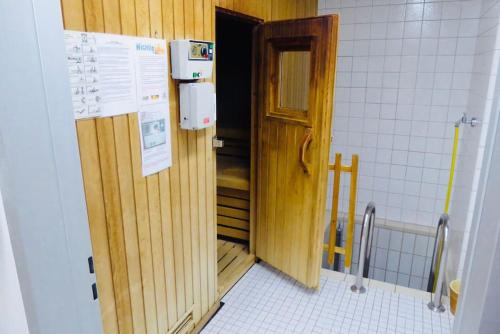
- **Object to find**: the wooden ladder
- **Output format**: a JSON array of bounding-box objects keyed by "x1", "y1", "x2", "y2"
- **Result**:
[{"x1": 323, "y1": 153, "x2": 359, "y2": 272}]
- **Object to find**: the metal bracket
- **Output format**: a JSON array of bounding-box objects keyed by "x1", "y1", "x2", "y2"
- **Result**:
[
  {"x1": 212, "y1": 136, "x2": 224, "y2": 148},
  {"x1": 88, "y1": 256, "x2": 94, "y2": 274},
  {"x1": 92, "y1": 283, "x2": 98, "y2": 300},
  {"x1": 459, "y1": 113, "x2": 480, "y2": 127}
]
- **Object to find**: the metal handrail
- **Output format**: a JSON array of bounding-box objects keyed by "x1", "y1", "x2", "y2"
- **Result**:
[
  {"x1": 350, "y1": 202, "x2": 376, "y2": 294},
  {"x1": 427, "y1": 214, "x2": 450, "y2": 313}
]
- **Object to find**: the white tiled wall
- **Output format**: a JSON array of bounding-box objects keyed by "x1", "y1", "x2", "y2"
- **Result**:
[
  {"x1": 318, "y1": 0, "x2": 482, "y2": 228},
  {"x1": 447, "y1": 0, "x2": 500, "y2": 280},
  {"x1": 319, "y1": 0, "x2": 500, "y2": 284}
]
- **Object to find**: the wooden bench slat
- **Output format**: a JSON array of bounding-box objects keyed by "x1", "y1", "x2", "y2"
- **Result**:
[
  {"x1": 217, "y1": 195, "x2": 250, "y2": 210},
  {"x1": 217, "y1": 187, "x2": 250, "y2": 200},
  {"x1": 217, "y1": 216, "x2": 249, "y2": 231},
  {"x1": 217, "y1": 206, "x2": 250, "y2": 220},
  {"x1": 217, "y1": 226, "x2": 250, "y2": 241}
]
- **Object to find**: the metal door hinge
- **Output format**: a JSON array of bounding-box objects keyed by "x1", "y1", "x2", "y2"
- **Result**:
[
  {"x1": 88, "y1": 256, "x2": 94, "y2": 274},
  {"x1": 92, "y1": 283, "x2": 98, "y2": 300}
]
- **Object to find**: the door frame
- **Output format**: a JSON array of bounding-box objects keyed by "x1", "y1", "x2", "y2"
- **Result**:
[
  {"x1": 453, "y1": 80, "x2": 500, "y2": 333},
  {"x1": 215, "y1": 7, "x2": 263, "y2": 256}
]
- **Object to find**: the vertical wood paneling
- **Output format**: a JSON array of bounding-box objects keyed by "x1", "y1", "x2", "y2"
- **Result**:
[
  {"x1": 172, "y1": 0, "x2": 196, "y2": 320},
  {"x1": 254, "y1": 117, "x2": 270, "y2": 256},
  {"x1": 115, "y1": 0, "x2": 148, "y2": 332},
  {"x1": 161, "y1": 0, "x2": 187, "y2": 321},
  {"x1": 285, "y1": 127, "x2": 300, "y2": 278},
  {"x1": 274, "y1": 124, "x2": 288, "y2": 268},
  {"x1": 129, "y1": 111, "x2": 159, "y2": 334},
  {"x1": 193, "y1": 0, "x2": 210, "y2": 317},
  {"x1": 62, "y1": 0, "x2": 317, "y2": 332},
  {"x1": 148, "y1": 173, "x2": 168, "y2": 333},
  {"x1": 114, "y1": 115, "x2": 147, "y2": 334},
  {"x1": 147, "y1": 2, "x2": 170, "y2": 332},
  {"x1": 267, "y1": 125, "x2": 279, "y2": 264},
  {"x1": 159, "y1": 0, "x2": 181, "y2": 327},
  {"x1": 78, "y1": 120, "x2": 120, "y2": 334},
  {"x1": 132, "y1": 1, "x2": 160, "y2": 333},
  {"x1": 183, "y1": 0, "x2": 203, "y2": 322},
  {"x1": 97, "y1": 0, "x2": 134, "y2": 331},
  {"x1": 159, "y1": 165, "x2": 179, "y2": 328}
]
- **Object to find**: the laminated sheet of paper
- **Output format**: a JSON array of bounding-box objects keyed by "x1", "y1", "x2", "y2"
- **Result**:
[{"x1": 138, "y1": 103, "x2": 172, "y2": 176}]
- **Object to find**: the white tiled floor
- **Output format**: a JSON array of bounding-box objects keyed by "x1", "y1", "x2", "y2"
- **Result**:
[{"x1": 202, "y1": 263, "x2": 453, "y2": 334}]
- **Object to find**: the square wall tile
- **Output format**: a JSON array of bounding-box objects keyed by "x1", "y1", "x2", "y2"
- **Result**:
[{"x1": 322, "y1": 0, "x2": 490, "y2": 285}]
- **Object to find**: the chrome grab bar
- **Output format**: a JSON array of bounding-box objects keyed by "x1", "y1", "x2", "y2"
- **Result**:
[
  {"x1": 427, "y1": 214, "x2": 450, "y2": 313},
  {"x1": 351, "y1": 202, "x2": 376, "y2": 294}
]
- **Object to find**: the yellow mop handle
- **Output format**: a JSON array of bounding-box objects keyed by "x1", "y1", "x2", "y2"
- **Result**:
[{"x1": 444, "y1": 125, "x2": 460, "y2": 214}]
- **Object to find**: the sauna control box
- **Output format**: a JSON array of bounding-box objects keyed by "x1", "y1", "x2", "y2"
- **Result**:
[
  {"x1": 170, "y1": 39, "x2": 215, "y2": 79},
  {"x1": 179, "y1": 82, "x2": 216, "y2": 130}
]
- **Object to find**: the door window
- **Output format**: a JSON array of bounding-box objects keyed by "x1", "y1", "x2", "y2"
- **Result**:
[{"x1": 278, "y1": 51, "x2": 311, "y2": 111}]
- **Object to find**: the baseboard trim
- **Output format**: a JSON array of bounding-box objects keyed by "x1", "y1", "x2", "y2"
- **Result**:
[{"x1": 190, "y1": 300, "x2": 223, "y2": 334}]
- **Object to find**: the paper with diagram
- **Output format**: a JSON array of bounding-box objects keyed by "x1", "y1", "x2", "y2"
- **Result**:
[
  {"x1": 64, "y1": 30, "x2": 169, "y2": 119},
  {"x1": 65, "y1": 31, "x2": 102, "y2": 118},
  {"x1": 138, "y1": 103, "x2": 172, "y2": 176},
  {"x1": 65, "y1": 31, "x2": 172, "y2": 174}
]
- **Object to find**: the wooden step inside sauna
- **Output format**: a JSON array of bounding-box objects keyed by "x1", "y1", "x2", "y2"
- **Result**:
[{"x1": 217, "y1": 240, "x2": 254, "y2": 296}]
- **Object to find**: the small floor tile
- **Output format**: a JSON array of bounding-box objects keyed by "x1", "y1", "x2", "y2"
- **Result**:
[{"x1": 202, "y1": 263, "x2": 453, "y2": 334}]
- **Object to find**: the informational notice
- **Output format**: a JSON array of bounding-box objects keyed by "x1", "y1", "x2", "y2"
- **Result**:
[
  {"x1": 138, "y1": 103, "x2": 172, "y2": 176},
  {"x1": 65, "y1": 31, "x2": 104, "y2": 118},
  {"x1": 91, "y1": 33, "x2": 137, "y2": 117},
  {"x1": 65, "y1": 30, "x2": 172, "y2": 175},
  {"x1": 64, "y1": 30, "x2": 169, "y2": 118},
  {"x1": 135, "y1": 39, "x2": 169, "y2": 106}
]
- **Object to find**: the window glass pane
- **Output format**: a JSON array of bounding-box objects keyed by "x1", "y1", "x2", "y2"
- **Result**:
[{"x1": 279, "y1": 51, "x2": 311, "y2": 110}]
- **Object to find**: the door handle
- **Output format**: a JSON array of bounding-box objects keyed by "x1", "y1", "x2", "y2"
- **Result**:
[
  {"x1": 212, "y1": 136, "x2": 224, "y2": 148},
  {"x1": 299, "y1": 127, "x2": 313, "y2": 175}
]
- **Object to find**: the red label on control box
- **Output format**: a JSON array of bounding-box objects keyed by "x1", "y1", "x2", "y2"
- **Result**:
[{"x1": 203, "y1": 117, "x2": 210, "y2": 124}]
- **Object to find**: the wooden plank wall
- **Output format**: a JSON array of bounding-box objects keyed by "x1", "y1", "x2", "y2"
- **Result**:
[{"x1": 60, "y1": 0, "x2": 316, "y2": 333}]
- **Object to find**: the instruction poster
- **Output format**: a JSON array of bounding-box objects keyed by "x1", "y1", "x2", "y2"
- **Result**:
[
  {"x1": 65, "y1": 30, "x2": 172, "y2": 175},
  {"x1": 135, "y1": 39, "x2": 169, "y2": 106},
  {"x1": 64, "y1": 30, "x2": 169, "y2": 118}
]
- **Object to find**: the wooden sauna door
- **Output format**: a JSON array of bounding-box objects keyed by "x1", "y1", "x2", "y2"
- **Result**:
[{"x1": 254, "y1": 15, "x2": 338, "y2": 288}]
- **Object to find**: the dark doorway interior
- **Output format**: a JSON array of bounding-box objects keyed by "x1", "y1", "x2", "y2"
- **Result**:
[{"x1": 215, "y1": 9, "x2": 259, "y2": 246}]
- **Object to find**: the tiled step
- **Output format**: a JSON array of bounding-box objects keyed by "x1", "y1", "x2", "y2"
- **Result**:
[
  {"x1": 321, "y1": 268, "x2": 434, "y2": 301},
  {"x1": 203, "y1": 263, "x2": 454, "y2": 334}
]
